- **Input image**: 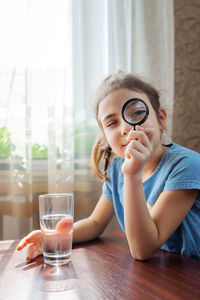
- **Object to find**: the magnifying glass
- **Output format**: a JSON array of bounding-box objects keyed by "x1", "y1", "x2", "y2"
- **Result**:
[{"x1": 121, "y1": 98, "x2": 149, "y2": 130}]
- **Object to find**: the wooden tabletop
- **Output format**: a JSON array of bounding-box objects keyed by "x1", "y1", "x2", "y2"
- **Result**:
[{"x1": 0, "y1": 230, "x2": 200, "y2": 300}]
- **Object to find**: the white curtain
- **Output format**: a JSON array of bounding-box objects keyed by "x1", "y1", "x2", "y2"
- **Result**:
[
  {"x1": 73, "y1": 0, "x2": 174, "y2": 139},
  {"x1": 106, "y1": 0, "x2": 174, "y2": 141},
  {"x1": 0, "y1": 0, "x2": 174, "y2": 239}
]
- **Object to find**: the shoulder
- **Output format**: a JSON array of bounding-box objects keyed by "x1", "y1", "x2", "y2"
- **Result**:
[
  {"x1": 163, "y1": 143, "x2": 200, "y2": 190},
  {"x1": 163, "y1": 143, "x2": 200, "y2": 166}
]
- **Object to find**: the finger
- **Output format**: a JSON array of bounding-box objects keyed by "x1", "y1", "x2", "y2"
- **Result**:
[
  {"x1": 136, "y1": 126, "x2": 154, "y2": 148},
  {"x1": 128, "y1": 139, "x2": 147, "y2": 151},
  {"x1": 56, "y1": 217, "x2": 73, "y2": 233},
  {"x1": 25, "y1": 230, "x2": 42, "y2": 243},
  {"x1": 142, "y1": 127, "x2": 155, "y2": 143},
  {"x1": 127, "y1": 128, "x2": 140, "y2": 141},
  {"x1": 17, "y1": 230, "x2": 41, "y2": 251},
  {"x1": 26, "y1": 244, "x2": 43, "y2": 262},
  {"x1": 127, "y1": 127, "x2": 148, "y2": 144},
  {"x1": 126, "y1": 139, "x2": 146, "y2": 154},
  {"x1": 125, "y1": 146, "x2": 145, "y2": 161},
  {"x1": 125, "y1": 139, "x2": 151, "y2": 163},
  {"x1": 16, "y1": 237, "x2": 29, "y2": 251},
  {"x1": 135, "y1": 125, "x2": 144, "y2": 131},
  {"x1": 127, "y1": 133, "x2": 150, "y2": 151}
]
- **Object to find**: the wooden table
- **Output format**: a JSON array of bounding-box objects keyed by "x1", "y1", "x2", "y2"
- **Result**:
[{"x1": 1, "y1": 231, "x2": 200, "y2": 300}]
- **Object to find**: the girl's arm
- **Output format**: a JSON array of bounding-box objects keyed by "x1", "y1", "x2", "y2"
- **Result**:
[
  {"x1": 17, "y1": 194, "x2": 114, "y2": 261},
  {"x1": 123, "y1": 126, "x2": 198, "y2": 260},
  {"x1": 124, "y1": 173, "x2": 198, "y2": 260},
  {"x1": 73, "y1": 194, "x2": 114, "y2": 243}
]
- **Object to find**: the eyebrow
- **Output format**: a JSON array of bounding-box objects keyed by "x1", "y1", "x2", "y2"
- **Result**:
[{"x1": 102, "y1": 113, "x2": 117, "y2": 124}]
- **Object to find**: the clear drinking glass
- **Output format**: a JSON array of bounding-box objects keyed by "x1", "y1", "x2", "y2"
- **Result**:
[{"x1": 39, "y1": 193, "x2": 74, "y2": 265}]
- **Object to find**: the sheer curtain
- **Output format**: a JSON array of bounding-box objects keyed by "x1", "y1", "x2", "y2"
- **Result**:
[
  {"x1": 107, "y1": 0, "x2": 174, "y2": 141},
  {"x1": 0, "y1": 67, "x2": 74, "y2": 238},
  {"x1": 0, "y1": 0, "x2": 174, "y2": 239},
  {"x1": 0, "y1": 0, "x2": 75, "y2": 239}
]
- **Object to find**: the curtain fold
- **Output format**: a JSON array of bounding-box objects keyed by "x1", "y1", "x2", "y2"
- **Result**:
[
  {"x1": 0, "y1": 0, "x2": 174, "y2": 239},
  {"x1": 107, "y1": 0, "x2": 174, "y2": 141},
  {"x1": 131, "y1": 0, "x2": 174, "y2": 142}
]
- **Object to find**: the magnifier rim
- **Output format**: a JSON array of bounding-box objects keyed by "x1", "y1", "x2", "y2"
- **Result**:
[{"x1": 121, "y1": 98, "x2": 149, "y2": 127}]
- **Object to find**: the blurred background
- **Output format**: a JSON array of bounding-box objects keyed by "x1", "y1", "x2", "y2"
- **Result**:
[{"x1": 0, "y1": 0, "x2": 199, "y2": 239}]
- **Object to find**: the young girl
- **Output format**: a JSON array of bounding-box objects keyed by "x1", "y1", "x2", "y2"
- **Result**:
[{"x1": 17, "y1": 71, "x2": 200, "y2": 261}]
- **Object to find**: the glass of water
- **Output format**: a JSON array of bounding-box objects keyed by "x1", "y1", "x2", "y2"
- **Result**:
[{"x1": 39, "y1": 193, "x2": 74, "y2": 266}]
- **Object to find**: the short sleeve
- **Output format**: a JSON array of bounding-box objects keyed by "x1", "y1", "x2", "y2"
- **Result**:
[
  {"x1": 164, "y1": 154, "x2": 200, "y2": 191},
  {"x1": 102, "y1": 161, "x2": 113, "y2": 201}
]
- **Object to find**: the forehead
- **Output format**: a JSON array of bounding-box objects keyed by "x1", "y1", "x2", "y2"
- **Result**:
[{"x1": 98, "y1": 88, "x2": 150, "y2": 121}]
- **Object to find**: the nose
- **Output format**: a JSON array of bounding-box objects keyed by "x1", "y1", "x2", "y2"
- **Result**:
[{"x1": 121, "y1": 121, "x2": 131, "y2": 136}]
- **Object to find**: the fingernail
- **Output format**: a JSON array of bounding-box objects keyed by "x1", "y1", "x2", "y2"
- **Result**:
[{"x1": 26, "y1": 257, "x2": 30, "y2": 261}]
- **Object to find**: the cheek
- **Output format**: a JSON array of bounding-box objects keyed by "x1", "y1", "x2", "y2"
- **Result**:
[{"x1": 104, "y1": 130, "x2": 117, "y2": 147}]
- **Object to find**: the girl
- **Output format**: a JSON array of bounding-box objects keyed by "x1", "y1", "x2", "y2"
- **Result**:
[{"x1": 17, "y1": 71, "x2": 200, "y2": 261}]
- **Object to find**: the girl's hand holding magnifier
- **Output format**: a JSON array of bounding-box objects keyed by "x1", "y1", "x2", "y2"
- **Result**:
[{"x1": 121, "y1": 98, "x2": 153, "y2": 176}]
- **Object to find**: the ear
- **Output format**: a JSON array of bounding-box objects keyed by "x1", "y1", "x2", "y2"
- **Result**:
[{"x1": 158, "y1": 108, "x2": 167, "y2": 131}]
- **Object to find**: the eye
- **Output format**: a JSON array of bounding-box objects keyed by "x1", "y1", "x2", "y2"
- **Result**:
[
  {"x1": 129, "y1": 110, "x2": 146, "y2": 122},
  {"x1": 106, "y1": 120, "x2": 118, "y2": 128}
]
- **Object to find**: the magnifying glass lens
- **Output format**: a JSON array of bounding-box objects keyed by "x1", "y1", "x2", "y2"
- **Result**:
[
  {"x1": 121, "y1": 98, "x2": 149, "y2": 128},
  {"x1": 124, "y1": 100, "x2": 147, "y2": 123}
]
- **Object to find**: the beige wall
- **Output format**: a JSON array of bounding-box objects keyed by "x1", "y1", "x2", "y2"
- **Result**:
[{"x1": 173, "y1": 0, "x2": 200, "y2": 152}]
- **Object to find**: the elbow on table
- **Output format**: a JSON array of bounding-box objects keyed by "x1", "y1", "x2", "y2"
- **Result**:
[
  {"x1": 129, "y1": 247, "x2": 157, "y2": 261},
  {"x1": 131, "y1": 253, "x2": 151, "y2": 261},
  {"x1": 126, "y1": 234, "x2": 160, "y2": 261}
]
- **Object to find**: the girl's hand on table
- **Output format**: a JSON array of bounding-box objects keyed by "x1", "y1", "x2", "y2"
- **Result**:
[
  {"x1": 16, "y1": 218, "x2": 73, "y2": 262},
  {"x1": 16, "y1": 230, "x2": 43, "y2": 262}
]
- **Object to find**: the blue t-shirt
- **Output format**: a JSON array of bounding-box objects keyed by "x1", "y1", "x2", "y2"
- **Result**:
[{"x1": 103, "y1": 143, "x2": 200, "y2": 259}]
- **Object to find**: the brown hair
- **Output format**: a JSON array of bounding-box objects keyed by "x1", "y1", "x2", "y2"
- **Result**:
[{"x1": 90, "y1": 71, "x2": 161, "y2": 181}]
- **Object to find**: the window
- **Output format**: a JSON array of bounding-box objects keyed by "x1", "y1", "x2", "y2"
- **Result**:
[{"x1": 0, "y1": 0, "x2": 73, "y2": 161}]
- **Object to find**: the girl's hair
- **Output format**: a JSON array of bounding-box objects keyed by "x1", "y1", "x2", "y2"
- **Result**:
[{"x1": 90, "y1": 70, "x2": 161, "y2": 181}]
